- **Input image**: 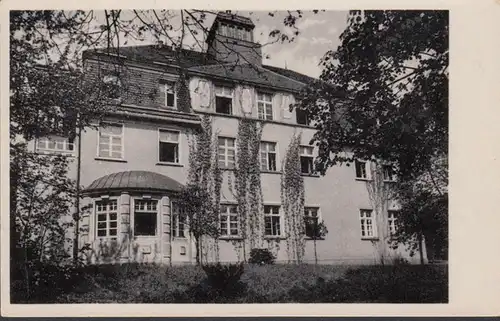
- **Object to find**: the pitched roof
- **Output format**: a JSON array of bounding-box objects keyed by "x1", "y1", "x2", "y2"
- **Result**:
[
  {"x1": 84, "y1": 171, "x2": 184, "y2": 194},
  {"x1": 187, "y1": 63, "x2": 307, "y2": 92},
  {"x1": 262, "y1": 64, "x2": 317, "y2": 85}
]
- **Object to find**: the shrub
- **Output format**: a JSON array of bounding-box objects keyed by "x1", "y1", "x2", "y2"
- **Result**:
[
  {"x1": 248, "y1": 248, "x2": 275, "y2": 265},
  {"x1": 201, "y1": 262, "x2": 245, "y2": 299}
]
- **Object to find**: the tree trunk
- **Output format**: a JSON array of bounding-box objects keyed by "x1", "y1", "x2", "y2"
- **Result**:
[
  {"x1": 314, "y1": 239, "x2": 318, "y2": 265},
  {"x1": 418, "y1": 232, "x2": 425, "y2": 265},
  {"x1": 73, "y1": 122, "x2": 82, "y2": 265},
  {"x1": 195, "y1": 237, "x2": 200, "y2": 266}
]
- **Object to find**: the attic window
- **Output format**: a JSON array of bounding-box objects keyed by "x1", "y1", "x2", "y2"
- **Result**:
[
  {"x1": 219, "y1": 23, "x2": 252, "y2": 41},
  {"x1": 215, "y1": 85, "x2": 233, "y2": 115}
]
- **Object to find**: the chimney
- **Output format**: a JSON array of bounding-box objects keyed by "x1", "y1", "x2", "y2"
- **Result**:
[{"x1": 206, "y1": 12, "x2": 262, "y2": 66}]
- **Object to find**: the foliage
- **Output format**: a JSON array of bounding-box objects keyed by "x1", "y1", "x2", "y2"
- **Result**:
[
  {"x1": 297, "y1": 10, "x2": 448, "y2": 258},
  {"x1": 177, "y1": 184, "x2": 219, "y2": 265},
  {"x1": 201, "y1": 262, "x2": 245, "y2": 297},
  {"x1": 305, "y1": 219, "x2": 328, "y2": 264},
  {"x1": 230, "y1": 118, "x2": 264, "y2": 260},
  {"x1": 30, "y1": 263, "x2": 447, "y2": 303},
  {"x1": 248, "y1": 248, "x2": 276, "y2": 265},
  {"x1": 281, "y1": 133, "x2": 306, "y2": 263}
]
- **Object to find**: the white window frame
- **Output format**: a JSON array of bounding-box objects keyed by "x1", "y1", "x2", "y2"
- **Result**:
[
  {"x1": 171, "y1": 201, "x2": 187, "y2": 239},
  {"x1": 95, "y1": 199, "x2": 119, "y2": 239},
  {"x1": 355, "y1": 160, "x2": 369, "y2": 180},
  {"x1": 388, "y1": 210, "x2": 398, "y2": 236},
  {"x1": 300, "y1": 145, "x2": 314, "y2": 175},
  {"x1": 164, "y1": 82, "x2": 177, "y2": 109},
  {"x1": 132, "y1": 198, "x2": 159, "y2": 237},
  {"x1": 359, "y1": 209, "x2": 377, "y2": 239},
  {"x1": 214, "y1": 85, "x2": 234, "y2": 115},
  {"x1": 260, "y1": 141, "x2": 278, "y2": 172},
  {"x1": 218, "y1": 136, "x2": 236, "y2": 169},
  {"x1": 158, "y1": 128, "x2": 181, "y2": 164},
  {"x1": 219, "y1": 204, "x2": 239, "y2": 238},
  {"x1": 264, "y1": 205, "x2": 282, "y2": 237},
  {"x1": 36, "y1": 136, "x2": 74, "y2": 155},
  {"x1": 97, "y1": 122, "x2": 124, "y2": 160},
  {"x1": 257, "y1": 92, "x2": 274, "y2": 120}
]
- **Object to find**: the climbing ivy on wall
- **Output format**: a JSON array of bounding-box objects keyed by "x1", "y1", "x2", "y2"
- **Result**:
[
  {"x1": 281, "y1": 133, "x2": 306, "y2": 263},
  {"x1": 229, "y1": 118, "x2": 264, "y2": 262},
  {"x1": 186, "y1": 115, "x2": 223, "y2": 263}
]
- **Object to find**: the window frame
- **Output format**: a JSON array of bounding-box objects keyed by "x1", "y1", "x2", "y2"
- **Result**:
[
  {"x1": 158, "y1": 128, "x2": 181, "y2": 164},
  {"x1": 383, "y1": 165, "x2": 396, "y2": 182},
  {"x1": 260, "y1": 141, "x2": 278, "y2": 172},
  {"x1": 214, "y1": 85, "x2": 234, "y2": 115},
  {"x1": 35, "y1": 136, "x2": 75, "y2": 155},
  {"x1": 218, "y1": 136, "x2": 236, "y2": 169},
  {"x1": 296, "y1": 108, "x2": 310, "y2": 126},
  {"x1": 219, "y1": 204, "x2": 240, "y2": 238},
  {"x1": 97, "y1": 122, "x2": 124, "y2": 160},
  {"x1": 299, "y1": 145, "x2": 315, "y2": 175},
  {"x1": 163, "y1": 82, "x2": 177, "y2": 109},
  {"x1": 355, "y1": 160, "x2": 369, "y2": 180},
  {"x1": 171, "y1": 201, "x2": 187, "y2": 239},
  {"x1": 388, "y1": 210, "x2": 398, "y2": 236},
  {"x1": 359, "y1": 209, "x2": 377, "y2": 239},
  {"x1": 102, "y1": 74, "x2": 122, "y2": 100},
  {"x1": 132, "y1": 198, "x2": 159, "y2": 237},
  {"x1": 257, "y1": 92, "x2": 274, "y2": 121},
  {"x1": 264, "y1": 205, "x2": 282, "y2": 238},
  {"x1": 94, "y1": 198, "x2": 119, "y2": 239},
  {"x1": 304, "y1": 207, "x2": 323, "y2": 239}
]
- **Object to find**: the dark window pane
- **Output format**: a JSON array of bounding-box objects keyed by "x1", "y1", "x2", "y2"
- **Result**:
[
  {"x1": 301, "y1": 156, "x2": 313, "y2": 174},
  {"x1": 135, "y1": 213, "x2": 157, "y2": 236},
  {"x1": 216, "y1": 96, "x2": 232, "y2": 114},
  {"x1": 296, "y1": 109, "x2": 309, "y2": 125},
  {"x1": 268, "y1": 153, "x2": 276, "y2": 171},
  {"x1": 355, "y1": 161, "x2": 366, "y2": 178},
  {"x1": 159, "y1": 142, "x2": 178, "y2": 163},
  {"x1": 166, "y1": 93, "x2": 175, "y2": 107},
  {"x1": 97, "y1": 229, "x2": 106, "y2": 237}
]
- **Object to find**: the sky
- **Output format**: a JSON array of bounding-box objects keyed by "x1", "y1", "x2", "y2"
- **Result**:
[{"x1": 88, "y1": 10, "x2": 349, "y2": 79}]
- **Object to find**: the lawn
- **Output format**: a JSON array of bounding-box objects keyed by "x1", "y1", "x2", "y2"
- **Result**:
[{"x1": 11, "y1": 263, "x2": 448, "y2": 303}]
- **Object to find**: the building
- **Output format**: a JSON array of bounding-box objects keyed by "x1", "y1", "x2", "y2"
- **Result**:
[{"x1": 33, "y1": 12, "x2": 427, "y2": 265}]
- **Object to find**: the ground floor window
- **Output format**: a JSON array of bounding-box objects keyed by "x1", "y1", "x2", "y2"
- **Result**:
[
  {"x1": 171, "y1": 202, "x2": 186, "y2": 238},
  {"x1": 220, "y1": 204, "x2": 239, "y2": 236},
  {"x1": 134, "y1": 199, "x2": 158, "y2": 236},
  {"x1": 264, "y1": 205, "x2": 281, "y2": 237},
  {"x1": 304, "y1": 207, "x2": 321, "y2": 238},
  {"x1": 96, "y1": 199, "x2": 118, "y2": 238},
  {"x1": 360, "y1": 209, "x2": 376, "y2": 238},
  {"x1": 388, "y1": 210, "x2": 398, "y2": 235}
]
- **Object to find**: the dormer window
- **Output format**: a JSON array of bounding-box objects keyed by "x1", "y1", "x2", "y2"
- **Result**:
[{"x1": 160, "y1": 82, "x2": 176, "y2": 109}]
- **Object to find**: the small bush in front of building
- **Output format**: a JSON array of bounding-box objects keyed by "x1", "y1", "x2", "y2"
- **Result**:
[
  {"x1": 200, "y1": 262, "x2": 246, "y2": 300},
  {"x1": 248, "y1": 248, "x2": 275, "y2": 265}
]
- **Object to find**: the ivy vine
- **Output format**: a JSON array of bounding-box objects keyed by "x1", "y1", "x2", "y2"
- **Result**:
[
  {"x1": 186, "y1": 115, "x2": 223, "y2": 263},
  {"x1": 280, "y1": 133, "x2": 306, "y2": 263}
]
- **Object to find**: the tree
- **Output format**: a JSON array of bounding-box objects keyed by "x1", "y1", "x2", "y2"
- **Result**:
[
  {"x1": 297, "y1": 10, "x2": 448, "y2": 260},
  {"x1": 177, "y1": 184, "x2": 220, "y2": 265},
  {"x1": 304, "y1": 219, "x2": 328, "y2": 265}
]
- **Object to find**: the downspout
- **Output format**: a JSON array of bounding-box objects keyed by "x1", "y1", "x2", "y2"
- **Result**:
[{"x1": 72, "y1": 115, "x2": 83, "y2": 265}]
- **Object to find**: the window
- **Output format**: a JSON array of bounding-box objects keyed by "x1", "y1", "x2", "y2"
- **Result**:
[
  {"x1": 264, "y1": 205, "x2": 281, "y2": 237},
  {"x1": 159, "y1": 129, "x2": 180, "y2": 163},
  {"x1": 218, "y1": 137, "x2": 236, "y2": 169},
  {"x1": 98, "y1": 123, "x2": 123, "y2": 159},
  {"x1": 215, "y1": 86, "x2": 233, "y2": 115},
  {"x1": 171, "y1": 202, "x2": 186, "y2": 238},
  {"x1": 36, "y1": 136, "x2": 74, "y2": 154},
  {"x1": 383, "y1": 165, "x2": 395, "y2": 182},
  {"x1": 388, "y1": 210, "x2": 398, "y2": 235},
  {"x1": 220, "y1": 204, "x2": 239, "y2": 237},
  {"x1": 355, "y1": 160, "x2": 368, "y2": 179},
  {"x1": 95, "y1": 200, "x2": 118, "y2": 238},
  {"x1": 164, "y1": 83, "x2": 176, "y2": 108},
  {"x1": 134, "y1": 200, "x2": 158, "y2": 236},
  {"x1": 296, "y1": 108, "x2": 310, "y2": 125},
  {"x1": 260, "y1": 142, "x2": 277, "y2": 171},
  {"x1": 300, "y1": 146, "x2": 314, "y2": 175},
  {"x1": 257, "y1": 93, "x2": 273, "y2": 120},
  {"x1": 360, "y1": 209, "x2": 377, "y2": 238},
  {"x1": 304, "y1": 207, "x2": 320, "y2": 238},
  {"x1": 102, "y1": 74, "x2": 121, "y2": 99}
]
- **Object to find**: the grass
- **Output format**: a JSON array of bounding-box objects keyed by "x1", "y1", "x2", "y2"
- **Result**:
[{"x1": 12, "y1": 263, "x2": 448, "y2": 303}]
